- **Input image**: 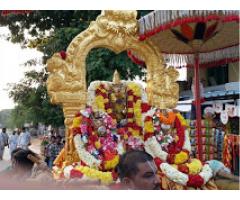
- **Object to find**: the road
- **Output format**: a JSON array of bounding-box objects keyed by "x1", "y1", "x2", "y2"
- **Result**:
[{"x1": 0, "y1": 137, "x2": 41, "y2": 172}]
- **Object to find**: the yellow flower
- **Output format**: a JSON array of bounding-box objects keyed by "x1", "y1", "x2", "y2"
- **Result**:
[
  {"x1": 128, "y1": 118, "x2": 134, "y2": 123},
  {"x1": 176, "y1": 113, "x2": 189, "y2": 127},
  {"x1": 127, "y1": 96, "x2": 134, "y2": 101},
  {"x1": 95, "y1": 95, "x2": 105, "y2": 111},
  {"x1": 186, "y1": 159, "x2": 202, "y2": 175},
  {"x1": 123, "y1": 134, "x2": 128, "y2": 140},
  {"x1": 144, "y1": 121, "x2": 154, "y2": 133},
  {"x1": 174, "y1": 151, "x2": 189, "y2": 165},
  {"x1": 104, "y1": 155, "x2": 119, "y2": 170},
  {"x1": 95, "y1": 141, "x2": 101, "y2": 149},
  {"x1": 104, "y1": 98, "x2": 109, "y2": 103},
  {"x1": 75, "y1": 165, "x2": 113, "y2": 184},
  {"x1": 134, "y1": 100, "x2": 142, "y2": 126},
  {"x1": 128, "y1": 108, "x2": 134, "y2": 113},
  {"x1": 72, "y1": 116, "x2": 82, "y2": 128},
  {"x1": 131, "y1": 129, "x2": 140, "y2": 137},
  {"x1": 127, "y1": 83, "x2": 141, "y2": 96},
  {"x1": 107, "y1": 108, "x2": 112, "y2": 114}
]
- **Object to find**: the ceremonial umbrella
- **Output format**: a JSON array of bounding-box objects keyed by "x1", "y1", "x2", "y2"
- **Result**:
[{"x1": 128, "y1": 10, "x2": 239, "y2": 161}]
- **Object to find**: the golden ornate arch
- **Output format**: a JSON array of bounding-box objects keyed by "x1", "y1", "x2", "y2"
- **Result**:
[{"x1": 46, "y1": 10, "x2": 179, "y2": 165}]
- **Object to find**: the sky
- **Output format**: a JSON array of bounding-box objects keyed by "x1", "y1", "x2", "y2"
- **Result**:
[{"x1": 0, "y1": 27, "x2": 43, "y2": 111}]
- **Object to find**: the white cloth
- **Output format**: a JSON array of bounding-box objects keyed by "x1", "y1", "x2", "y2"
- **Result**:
[
  {"x1": 0, "y1": 133, "x2": 5, "y2": 159},
  {"x1": 206, "y1": 160, "x2": 231, "y2": 177},
  {"x1": 17, "y1": 131, "x2": 31, "y2": 150},
  {"x1": 0, "y1": 132, "x2": 9, "y2": 146},
  {"x1": 9, "y1": 134, "x2": 19, "y2": 154},
  {"x1": 0, "y1": 133, "x2": 5, "y2": 148}
]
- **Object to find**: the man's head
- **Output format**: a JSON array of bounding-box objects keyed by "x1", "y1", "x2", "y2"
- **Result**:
[
  {"x1": 116, "y1": 150, "x2": 160, "y2": 190},
  {"x1": 22, "y1": 127, "x2": 26, "y2": 132},
  {"x1": 56, "y1": 136, "x2": 62, "y2": 144},
  {"x1": 50, "y1": 136, "x2": 56, "y2": 143},
  {"x1": 2, "y1": 128, "x2": 6, "y2": 133},
  {"x1": 11, "y1": 148, "x2": 36, "y2": 173}
]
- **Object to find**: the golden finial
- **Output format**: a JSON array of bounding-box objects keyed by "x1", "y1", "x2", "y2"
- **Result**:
[{"x1": 113, "y1": 70, "x2": 121, "y2": 84}]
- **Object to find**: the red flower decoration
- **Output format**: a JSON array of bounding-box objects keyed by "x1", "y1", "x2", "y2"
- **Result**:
[
  {"x1": 117, "y1": 128, "x2": 126, "y2": 135},
  {"x1": 104, "y1": 103, "x2": 111, "y2": 110},
  {"x1": 104, "y1": 150, "x2": 116, "y2": 161},
  {"x1": 145, "y1": 116, "x2": 152, "y2": 122},
  {"x1": 127, "y1": 101, "x2": 134, "y2": 107},
  {"x1": 144, "y1": 132, "x2": 154, "y2": 141},
  {"x1": 60, "y1": 51, "x2": 67, "y2": 60},
  {"x1": 154, "y1": 157, "x2": 163, "y2": 169},
  {"x1": 127, "y1": 113, "x2": 134, "y2": 118},
  {"x1": 99, "y1": 84, "x2": 105, "y2": 89},
  {"x1": 133, "y1": 95, "x2": 140, "y2": 102},
  {"x1": 187, "y1": 175, "x2": 204, "y2": 188},
  {"x1": 72, "y1": 127, "x2": 82, "y2": 136},
  {"x1": 75, "y1": 112, "x2": 81, "y2": 117},
  {"x1": 70, "y1": 169, "x2": 83, "y2": 178},
  {"x1": 101, "y1": 93, "x2": 108, "y2": 99},
  {"x1": 89, "y1": 134, "x2": 98, "y2": 143},
  {"x1": 178, "y1": 164, "x2": 189, "y2": 174},
  {"x1": 141, "y1": 103, "x2": 151, "y2": 113},
  {"x1": 111, "y1": 171, "x2": 119, "y2": 181},
  {"x1": 80, "y1": 160, "x2": 87, "y2": 166},
  {"x1": 127, "y1": 90, "x2": 134, "y2": 95},
  {"x1": 167, "y1": 154, "x2": 176, "y2": 164}
]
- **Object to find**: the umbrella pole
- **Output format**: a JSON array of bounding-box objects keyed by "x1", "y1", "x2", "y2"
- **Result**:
[{"x1": 194, "y1": 53, "x2": 203, "y2": 162}]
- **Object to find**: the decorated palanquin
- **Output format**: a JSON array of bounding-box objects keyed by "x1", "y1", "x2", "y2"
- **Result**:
[
  {"x1": 47, "y1": 11, "x2": 217, "y2": 189},
  {"x1": 51, "y1": 71, "x2": 216, "y2": 189}
]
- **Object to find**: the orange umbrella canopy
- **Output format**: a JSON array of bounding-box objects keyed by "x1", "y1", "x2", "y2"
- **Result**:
[{"x1": 128, "y1": 10, "x2": 239, "y2": 67}]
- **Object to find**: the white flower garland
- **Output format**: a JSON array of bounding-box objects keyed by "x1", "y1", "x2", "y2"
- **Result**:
[
  {"x1": 199, "y1": 164, "x2": 213, "y2": 184},
  {"x1": 182, "y1": 129, "x2": 191, "y2": 152},
  {"x1": 159, "y1": 162, "x2": 213, "y2": 186},
  {"x1": 144, "y1": 136, "x2": 168, "y2": 161},
  {"x1": 73, "y1": 135, "x2": 101, "y2": 168},
  {"x1": 160, "y1": 163, "x2": 189, "y2": 185},
  {"x1": 144, "y1": 135, "x2": 213, "y2": 186},
  {"x1": 87, "y1": 80, "x2": 111, "y2": 108}
]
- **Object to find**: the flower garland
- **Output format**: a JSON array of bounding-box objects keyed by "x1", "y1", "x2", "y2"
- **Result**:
[
  {"x1": 95, "y1": 84, "x2": 116, "y2": 123},
  {"x1": 72, "y1": 108, "x2": 120, "y2": 171},
  {"x1": 144, "y1": 114, "x2": 190, "y2": 164},
  {"x1": 126, "y1": 82, "x2": 143, "y2": 138},
  {"x1": 159, "y1": 162, "x2": 213, "y2": 187},
  {"x1": 143, "y1": 112, "x2": 213, "y2": 188},
  {"x1": 74, "y1": 135, "x2": 101, "y2": 168},
  {"x1": 63, "y1": 164, "x2": 114, "y2": 185},
  {"x1": 156, "y1": 111, "x2": 176, "y2": 125}
]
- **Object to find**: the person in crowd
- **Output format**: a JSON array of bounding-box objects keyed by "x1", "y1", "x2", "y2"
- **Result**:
[
  {"x1": 0, "y1": 128, "x2": 9, "y2": 160},
  {"x1": 206, "y1": 159, "x2": 239, "y2": 189},
  {"x1": 8, "y1": 130, "x2": 19, "y2": 158},
  {"x1": 55, "y1": 135, "x2": 64, "y2": 158},
  {"x1": 116, "y1": 150, "x2": 161, "y2": 190},
  {"x1": 0, "y1": 148, "x2": 53, "y2": 187},
  {"x1": 0, "y1": 148, "x2": 106, "y2": 189},
  {"x1": 44, "y1": 135, "x2": 57, "y2": 168},
  {"x1": 17, "y1": 127, "x2": 31, "y2": 150},
  {"x1": 0, "y1": 131, "x2": 5, "y2": 160}
]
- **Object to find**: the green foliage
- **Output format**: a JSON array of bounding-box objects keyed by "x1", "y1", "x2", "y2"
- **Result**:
[
  {"x1": 0, "y1": 109, "x2": 13, "y2": 128},
  {"x1": 0, "y1": 10, "x2": 151, "y2": 128}
]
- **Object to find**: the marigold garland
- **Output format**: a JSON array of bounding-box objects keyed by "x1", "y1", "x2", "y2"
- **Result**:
[
  {"x1": 157, "y1": 111, "x2": 176, "y2": 125},
  {"x1": 63, "y1": 165, "x2": 114, "y2": 185}
]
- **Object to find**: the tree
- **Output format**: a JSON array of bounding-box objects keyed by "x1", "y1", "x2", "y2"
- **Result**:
[{"x1": 0, "y1": 10, "x2": 151, "y2": 127}]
